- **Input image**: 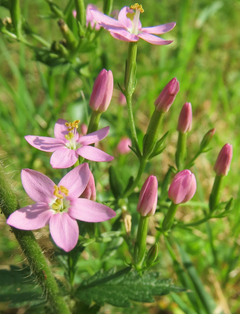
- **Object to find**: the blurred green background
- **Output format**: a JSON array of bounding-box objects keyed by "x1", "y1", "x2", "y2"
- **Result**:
[{"x1": 0, "y1": 0, "x2": 240, "y2": 313}]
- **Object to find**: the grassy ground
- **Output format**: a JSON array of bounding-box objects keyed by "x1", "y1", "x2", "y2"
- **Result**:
[{"x1": 0, "y1": 0, "x2": 240, "y2": 313}]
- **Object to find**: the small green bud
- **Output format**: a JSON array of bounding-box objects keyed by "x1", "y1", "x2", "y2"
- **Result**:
[{"x1": 146, "y1": 244, "x2": 158, "y2": 267}]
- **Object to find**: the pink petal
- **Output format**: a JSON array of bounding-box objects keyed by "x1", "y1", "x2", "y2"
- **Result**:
[
  {"x1": 141, "y1": 22, "x2": 176, "y2": 34},
  {"x1": 78, "y1": 127, "x2": 109, "y2": 146},
  {"x1": 117, "y1": 7, "x2": 133, "y2": 29},
  {"x1": 49, "y1": 213, "x2": 79, "y2": 252},
  {"x1": 54, "y1": 119, "x2": 69, "y2": 140},
  {"x1": 77, "y1": 146, "x2": 114, "y2": 162},
  {"x1": 137, "y1": 33, "x2": 173, "y2": 45},
  {"x1": 50, "y1": 147, "x2": 79, "y2": 168},
  {"x1": 59, "y1": 163, "x2": 90, "y2": 197},
  {"x1": 68, "y1": 198, "x2": 116, "y2": 222},
  {"x1": 21, "y1": 169, "x2": 55, "y2": 203},
  {"x1": 109, "y1": 28, "x2": 138, "y2": 41},
  {"x1": 7, "y1": 203, "x2": 54, "y2": 230},
  {"x1": 90, "y1": 9, "x2": 123, "y2": 28},
  {"x1": 25, "y1": 135, "x2": 64, "y2": 152}
]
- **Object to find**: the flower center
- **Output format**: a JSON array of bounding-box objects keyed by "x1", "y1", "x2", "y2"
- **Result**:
[
  {"x1": 126, "y1": 3, "x2": 144, "y2": 35},
  {"x1": 64, "y1": 120, "x2": 80, "y2": 150},
  {"x1": 51, "y1": 185, "x2": 70, "y2": 213}
]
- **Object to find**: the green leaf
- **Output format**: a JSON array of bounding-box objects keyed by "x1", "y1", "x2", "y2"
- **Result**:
[
  {"x1": 75, "y1": 267, "x2": 184, "y2": 308},
  {"x1": 109, "y1": 166, "x2": 125, "y2": 199},
  {"x1": 0, "y1": 265, "x2": 44, "y2": 308}
]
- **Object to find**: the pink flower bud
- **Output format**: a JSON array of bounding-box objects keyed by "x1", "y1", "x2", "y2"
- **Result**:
[
  {"x1": 177, "y1": 102, "x2": 192, "y2": 133},
  {"x1": 117, "y1": 137, "x2": 132, "y2": 154},
  {"x1": 89, "y1": 69, "x2": 113, "y2": 113},
  {"x1": 118, "y1": 92, "x2": 126, "y2": 106},
  {"x1": 213, "y1": 143, "x2": 232, "y2": 176},
  {"x1": 80, "y1": 123, "x2": 88, "y2": 136},
  {"x1": 154, "y1": 78, "x2": 180, "y2": 112},
  {"x1": 137, "y1": 176, "x2": 158, "y2": 217},
  {"x1": 72, "y1": 10, "x2": 77, "y2": 18},
  {"x1": 168, "y1": 170, "x2": 196, "y2": 204},
  {"x1": 80, "y1": 171, "x2": 96, "y2": 201}
]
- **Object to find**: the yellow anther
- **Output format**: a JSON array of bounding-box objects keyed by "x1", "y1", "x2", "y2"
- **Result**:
[
  {"x1": 126, "y1": 12, "x2": 135, "y2": 20},
  {"x1": 53, "y1": 185, "x2": 64, "y2": 199},
  {"x1": 130, "y1": 3, "x2": 144, "y2": 13},
  {"x1": 65, "y1": 120, "x2": 80, "y2": 131},
  {"x1": 65, "y1": 132, "x2": 74, "y2": 140},
  {"x1": 59, "y1": 186, "x2": 69, "y2": 196},
  {"x1": 52, "y1": 198, "x2": 63, "y2": 210}
]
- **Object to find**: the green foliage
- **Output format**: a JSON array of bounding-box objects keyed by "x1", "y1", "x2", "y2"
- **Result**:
[
  {"x1": 0, "y1": 265, "x2": 44, "y2": 308},
  {"x1": 76, "y1": 267, "x2": 184, "y2": 307}
]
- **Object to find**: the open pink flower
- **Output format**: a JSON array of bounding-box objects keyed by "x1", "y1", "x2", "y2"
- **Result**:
[
  {"x1": 90, "y1": 4, "x2": 176, "y2": 45},
  {"x1": 25, "y1": 119, "x2": 113, "y2": 168},
  {"x1": 7, "y1": 164, "x2": 116, "y2": 252}
]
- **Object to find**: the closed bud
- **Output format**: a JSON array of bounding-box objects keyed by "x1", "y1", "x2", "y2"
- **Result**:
[
  {"x1": 168, "y1": 170, "x2": 196, "y2": 204},
  {"x1": 80, "y1": 171, "x2": 96, "y2": 201},
  {"x1": 200, "y1": 128, "x2": 215, "y2": 150},
  {"x1": 80, "y1": 123, "x2": 88, "y2": 136},
  {"x1": 118, "y1": 92, "x2": 126, "y2": 106},
  {"x1": 89, "y1": 69, "x2": 113, "y2": 113},
  {"x1": 214, "y1": 143, "x2": 232, "y2": 176},
  {"x1": 137, "y1": 176, "x2": 158, "y2": 217},
  {"x1": 177, "y1": 102, "x2": 192, "y2": 133},
  {"x1": 154, "y1": 78, "x2": 180, "y2": 112},
  {"x1": 146, "y1": 244, "x2": 158, "y2": 267},
  {"x1": 117, "y1": 137, "x2": 131, "y2": 154}
]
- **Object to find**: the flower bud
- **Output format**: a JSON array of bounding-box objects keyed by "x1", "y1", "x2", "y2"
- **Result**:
[
  {"x1": 200, "y1": 128, "x2": 215, "y2": 150},
  {"x1": 117, "y1": 137, "x2": 132, "y2": 154},
  {"x1": 146, "y1": 244, "x2": 158, "y2": 267},
  {"x1": 137, "y1": 176, "x2": 158, "y2": 217},
  {"x1": 154, "y1": 78, "x2": 180, "y2": 112},
  {"x1": 168, "y1": 170, "x2": 196, "y2": 204},
  {"x1": 213, "y1": 143, "x2": 232, "y2": 176},
  {"x1": 177, "y1": 102, "x2": 192, "y2": 133},
  {"x1": 89, "y1": 69, "x2": 113, "y2": 113},
  {"x1": 80, "y1": 123, "x2": 88, "y2": 136},
  {"x1": 80, "y1": 171, "x2": 96, "y2": 201},
  {"x1": 118, "y1": 92, "x2": 126, "y2": 106}
]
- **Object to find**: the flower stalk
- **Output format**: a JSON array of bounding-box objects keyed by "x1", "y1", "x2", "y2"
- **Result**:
[
  {"x1": 175, "y1": 131, "x2": 187, "y2": 171},
  {"x1": 74, "y1": 0, "x2": 86, "y2": 30},
  {"x1": 134, "y1": 216, "x2": 149, "y2": 270},
  {"x1": 209, "y1": 175, "x2": 223, "y2": 212},
  {"x1": 9, "y1": 0, "x2": 22, "y2": 39},
  {"x1": 162, "y1": 202, "x2": 178, "y2": 232}
]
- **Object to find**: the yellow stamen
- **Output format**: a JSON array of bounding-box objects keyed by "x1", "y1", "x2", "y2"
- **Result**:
[
  {"x1": 59, "y1": 186, "x2": 69, "y2": 196},
  {"x1": 65, "y1": 132, "x2": 74, "y2": 140},
  {"x1": 53, "y1": 185, "x2": 64, "y2": 199},
  {"x1": 126, "y1": 12, "x2": 135, "y2": 20},
  {"x1": 65, "y1": 120, "x2": 80, "y2": 131},
  {"x1": 130, "y1": 3, "x2": 144, "y2": 13},
  {"x1": 52, "y1": 198, "x2": 63, "y2": 210}
]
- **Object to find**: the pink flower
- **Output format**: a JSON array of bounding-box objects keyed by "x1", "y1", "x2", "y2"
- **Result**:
[
  {"x1": 177, "y1": 102, "x2": 192, "y2": 133},
  {"x1": 86, "y1": 4, "x2": 101, "y2": 30},
  {"x1": 137, "y1": 175, "x2": 158, "y2": 217},
  {"x1": 89, "y1": 69, "x2": 114, "y2": 113},
  {"x1": 154, "y1": 78, "x2": 180, "y2": 112},
  {"x1": 25, "y1": 119, "x2": 113, "y2": 169},
  {"x1": 214, "y1": 143, "x2": 233, "y2": 176},
  {"x1": 90, "y1": 4, "x2": 176, "y2": 45},
  {"x1": 117, "y1": 137, "x2": 132, "y2": 154},
  {"x1": 168, "y1": 170, "x2": 197, "y2": 204},
  {"x1": 80, "y1": 123, "x2": 88, "y2": 136},
  {"x1": 7, "y1": 164, "x2": 116, "y2": 252},
  {"x1": 80, "y1": 171, "x2": 96, "y2": 201},
  {"x1": 73, "y1": 5, "x2": 101, "y2": 30}
]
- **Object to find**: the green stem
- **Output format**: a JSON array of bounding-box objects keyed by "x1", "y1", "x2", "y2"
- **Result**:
[
  {"x1": 143, "y1": 108, "x2": 163, "y2": 158},
  {"x1": 124, "y1": 42, "x2": 138, "y2": 148},
  {"x1": 10, "y1": 0, "x2": 22, "y2": 39},
  {"x1": 74, "y1": 0, "x2": 86, "y2": 29},
  {"x1": 162, "y1": 202, "x2": 178, "y2": 232},
  {"x1": 175, "y1": 131, "x2": 187, "y2": 171},
  {"x1": 103, "y1": 0, "x2": 113, "y2": 15},
  {"x1": 134, "y1": 216, "x2": 149, "y2": 270},
  {"x1": 87, "y1": 110, "x2": 102, "y2": 134},
  {"x1": 0, "y1": 165, "x2": 71, "y2": 314},
  {"x1": 123, "y1": 158, "x2": 147, "y2": 198},
  {"x1": 209, "y1": 175, "x2": 223, "y2": 212}
]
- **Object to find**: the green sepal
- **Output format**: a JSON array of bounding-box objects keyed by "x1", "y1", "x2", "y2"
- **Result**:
[
  {"x1": 46, "y1": 0, "x2": 64, "y2": 18},
  {"x1": 109, "y1": 166, "x2": 125, "y2": 199},
  {"x1": 123, "y1": 176, "x2": 134, "y2": 194},
  {"x1": 77, "y1": 20, "x2": 85, "y2": 38},
  {"x1": 225, "y1": 197, "x2": 234, "y2": 211},
  {"x1": 146, "y1": 244, "x2": 158, "y2": 267},
  {"x1": 128, "y1": 141, "x2": 141, "y2": 158},
  {"x1": 148, "y1": 131, "x2": 168, "y2": 159}
]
